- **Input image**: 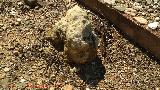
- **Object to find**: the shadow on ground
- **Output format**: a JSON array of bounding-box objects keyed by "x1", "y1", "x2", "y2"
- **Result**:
[
  {"x1": 115, "y1": 28, "x2": 160, "y2": 64},
  {"x1": 74, "y1": 57, "x2": 106, "y2": 86}
]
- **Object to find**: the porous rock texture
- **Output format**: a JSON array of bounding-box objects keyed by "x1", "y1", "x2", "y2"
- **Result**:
[{"x1": 46, "y1": 5, "x2": 98, "y2": 64}]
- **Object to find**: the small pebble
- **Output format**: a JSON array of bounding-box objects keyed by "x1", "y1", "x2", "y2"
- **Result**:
[
  {"x1": 70, "y1": 67, "x2": 77, "y2": 73},
  {"x1": 86, "y1": 87, "x2": 90, "y2": 90},
  {"x1": 146, "y1": 0, "x2": 152, "y2": 4},
  {"x1": 114, "y1": 5, "x2": 127, "y2": 12},
  {"x1": 15, "y1": 22, "x2": 20, "y2": 26},
  {"x1": 20, "y1": 78, "x2": 26, "y2": 83},
  {"x1": 154, "y1": 0, "x2": 159, "y2": 4},
  {"x1": 63, "y1": 85, "x2": 74, "y2": 90},
  {"x1": 124, "y1": 8, "x2": 136, "y2": 16},
  {"x1": 156, "y1": 87, "x2": 160, "y2": 90},
  {"x1": 141, "y1": 12, "x2": 146, "y2": 16},
  {"x1": 133, "y1": 16, "x2": 148, "y2": 24},
  {"x1": 134, "y1": 5, "x2": 142, "y2": 10},
  {"x1": 17, "y1": 18, "x2": 21, "y2": 22},
  {"x1": 49, "y1": 86, "x2": 55, "y2": 90},
  {"x1": 66, "y1": 0, "x2": 72, "y2": 3},
  {"x1": 148, "y1": 22, "x2": 159, "y2": 29},
  {"x1": 155, "y1": 17, "x2": 160, "y2": 21},
  {"x1": 17, "y1": 2, "x2": 23, "y2": 5},
  {"x1": 0, "y1": 23, "x2": 4, "y2": 26},
  {"x1": 2, "y1": 25, "x2": 7, "y2": 30},
  {"x1": 0, "y1": 73, "x2": 6, "y2": 79},
  {"x1": 13, "y1": 50, "x2": 19, "y2": 56},
  {"x1": 135, "y1": 0, "x2": 141, "y2": 3},
  {"x1": 55, "y1": 82, "x2": 63, "y2": 87},
  {"x1": 3, "y1": 67, "x2": 10, "y2": 72},
  {"x1": 37, "y1": 78, "x2": 42, "y2": 85},
  {"x1": 125, "y1": 8, "x2": 137, "y2": 13},
  {"x1": 101, "y1": 0, "x2": 115, "y2": 4},
  {"x1": 10, "y1": 8, "x2": 17, "y2": 15},
  {"x1": 153, "y1": 5, "x2": 158, "y2": 9},
  {"x1": 148, "y1": 8, "x2": 154, "y2": 13}
]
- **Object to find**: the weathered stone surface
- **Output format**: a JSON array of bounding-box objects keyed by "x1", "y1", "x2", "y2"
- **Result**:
[
  {"x1": 46, "y1": 5, "x2": 98, "y2": 64},
  {"x1": 64, "y1": 6, "x2": 98, "y2": 64}
]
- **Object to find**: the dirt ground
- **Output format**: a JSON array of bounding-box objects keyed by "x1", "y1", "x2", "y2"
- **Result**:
[{"x1": 0, "y1": 0, "x2": 160, "y2": 90}]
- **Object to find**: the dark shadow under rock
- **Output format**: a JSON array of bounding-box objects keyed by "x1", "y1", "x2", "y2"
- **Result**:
[
  {"x1": 23, "y1": 0, "x2": 42, "y2": 9},
  {"x1": 75, "y1": 57, "x2": 106, "y2": 86},
  {"x1": 44, "y1": 27, "x2": 65, "y2": 52}
]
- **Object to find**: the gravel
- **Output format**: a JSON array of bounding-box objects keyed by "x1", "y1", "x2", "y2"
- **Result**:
[{"x1": 0, "y1": 0, "x2": 160, "y2": 89}]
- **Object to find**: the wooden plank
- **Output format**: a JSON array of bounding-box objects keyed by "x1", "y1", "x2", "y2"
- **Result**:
[{"x1": 76, "y1": 0, "x2": 160, "y2": 59}]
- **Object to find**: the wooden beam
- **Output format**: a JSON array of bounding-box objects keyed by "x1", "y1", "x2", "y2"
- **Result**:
[{"x1": 76, "y1": 0, "x2": 160, "y2": 59}]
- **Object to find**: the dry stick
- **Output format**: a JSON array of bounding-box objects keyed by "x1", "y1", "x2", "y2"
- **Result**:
[{"x1": 76, "y1": 0, "x2": 160, "y2": 60}]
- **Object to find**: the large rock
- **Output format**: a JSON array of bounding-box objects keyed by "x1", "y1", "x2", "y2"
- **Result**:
[{"x1": 45, "y1": 5, "x2": 98, "y2": 64}]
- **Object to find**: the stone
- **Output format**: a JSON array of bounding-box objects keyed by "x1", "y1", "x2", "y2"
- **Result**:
[
  {"x1": 17, "y1": 2, "x2": 23, "y2": 6},
  {"x1": 115, "y1": 0, "x2": 121, "y2": 3},
  {"x1": 125, "y1": 8, "x2": 137, "y2": 16},
  {"x1": 133, "y1": 17, "x2": 148, "y2": 25},
  {"x1": 86, "y1": 87, "x2": 90, "y2": 90},
  {"x1": 63, "y1": 85, "x2": 74, "y2": 90},
  {"x1": 0, "y1": 73, "x2": 6, "y2": 79},
  {"x1": 49, "y1": 86, "x2": 55, "y2": 90},
  {"x1": 114, "y1": 4, "x2": 127, "y2": 12},
  {"x1": 142, "y1": 12, "x2": 146, "y2": 16},
  {"x1": 3, "y1": 67, "x2": 10, "y2": 72},
  {"x1": 99, "y1": 0, "x2": 115, "y2": 4},
  {"x1": 155, "y1": 17, "x2": 160, "y2": 21},
  {"x1": 125, "y1": 8, "x2": 137, "y2": 13},
  {"x1": 36, "y1": 78, "x2": 43, "y2": 85},
  {"x1": 135, "y1": 0, "x2": 142, "y2": 3},
  {"x1": 15, "y1": 21, "x2": 20, "y2": 26},
  {"x1": 154, "y1": 0, "x2": 159, "y2": 4},
  {"x1": 134, "y1": 5, "x2": 142, "y2": 10},
  {"x1": 17, "y1": 18, "x2": 21, "y2": 22},
  {"x1": 156, "y1": 87, "x2": 160, "y2": 90},
  {"x1": 20, "y1": 78, "x2": 26, "y2": 83},
  {"x1": 2, "y1": 25, "x2": 7, "y2": 30},
  {"x1": 64, "y1": 6, "x2": 98, "y2": 64},
  {"x1": 10, "y1": 8, "x2": 17, "y2": 15},
  {"x1": 70, "y1": 67, "x2": 77, "y2": 73},
  {"x1": 0, "y1": 23, "x2": 3, "y2": 26},
  {"x1": 46, "y1": 5, "x2": 98, "y2": 64},
  {"x1": 66, "y1": 0, "x2": 72, "y2": 3},
  {"x1": 148, "y1": 22, "x2": 159, "y2": 29},
  {"x1": 146, "y1": 0, "x2": 152, "y2": 4},
  {"x1": 13, "y1": 50, "x2": 19, "y2": 56},
  {"x1": 148, "y1": 8, "x2": 154, "y2": 13}
]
